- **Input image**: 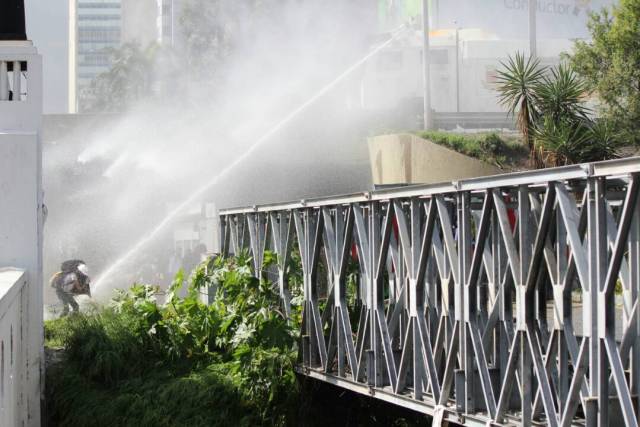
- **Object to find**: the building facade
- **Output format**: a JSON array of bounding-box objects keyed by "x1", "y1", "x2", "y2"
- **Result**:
[{"x1": 75, "y1": 0, "x2": 122, "y2": 110}]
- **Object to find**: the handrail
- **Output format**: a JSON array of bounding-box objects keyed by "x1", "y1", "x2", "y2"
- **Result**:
[{"x1": 220, "y1": 156, "x2": 640, "y2": 214}]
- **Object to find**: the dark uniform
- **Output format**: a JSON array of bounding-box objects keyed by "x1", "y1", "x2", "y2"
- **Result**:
[{"x1": 50, "y1": 260, "x2": 91, "y2": 316}]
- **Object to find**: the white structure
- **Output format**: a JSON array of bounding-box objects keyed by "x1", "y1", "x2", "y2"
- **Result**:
[
  {"x1": 0, "y1": 269, "x2": 30, "y2": 425},
  {"x1": 0, "y1": 39, "x2": 44, "y2": 426}
]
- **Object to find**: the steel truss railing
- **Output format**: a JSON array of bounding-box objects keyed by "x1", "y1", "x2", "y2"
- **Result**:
[{"x1": 219, "y1": 157, "x2": 640, "y2": 427}]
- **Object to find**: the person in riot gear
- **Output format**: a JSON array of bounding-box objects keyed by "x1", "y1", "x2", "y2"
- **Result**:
[{"x1": 50, "y1": 259, "x2": 91, "y2": 316}]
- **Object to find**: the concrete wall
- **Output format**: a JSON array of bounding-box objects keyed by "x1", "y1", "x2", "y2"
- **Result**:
[
  {"x1": 368, "y1": 133, "x2": 501, "y2": 186},
  {"x1": 0, "y1": 269, "x2": 28, "y2": 426}
]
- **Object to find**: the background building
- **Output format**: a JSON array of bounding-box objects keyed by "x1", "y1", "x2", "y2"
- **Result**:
[
  {"x1": 75, "y1": 0, "x2": 122, "y2": 109},
  {"x1": 378, "y1": 0, "x2": 616, "y2": 37},
  {"x1": 157, "y1": 0, "x2": 179, "y2": 46}
]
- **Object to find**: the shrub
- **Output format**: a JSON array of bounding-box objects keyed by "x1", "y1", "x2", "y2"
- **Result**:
[
  {"x1": 46, "y1": 252, "x2": 298, "y2": 426},
  {"x1": 496, "y1": 53, "x2": 622, "y2": 168},
  {"x1": 414, "y1": 130, "x2": 527, "y2": 167}
]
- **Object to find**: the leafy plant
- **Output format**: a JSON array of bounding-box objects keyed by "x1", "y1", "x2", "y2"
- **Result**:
[
  {"x1": 46, "y1": 252, "x2": 298, "y2": 425},
  {"x1": 496, "y1": 53, "x2": 621, "y2": 168},
  {"x1": 533, "y1": 117, "x2": 591, "y2": 167},
  {"x1": 535, "y1": 64, "x2": 590, "y2": 124},
  {"x1": 570, "y1": 0, "x2": 640, "y2": 145}
]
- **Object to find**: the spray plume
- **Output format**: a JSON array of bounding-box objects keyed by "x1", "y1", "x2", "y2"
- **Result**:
[{"x1": 93, "y1": 25, "x2": 409, "y2": 291}]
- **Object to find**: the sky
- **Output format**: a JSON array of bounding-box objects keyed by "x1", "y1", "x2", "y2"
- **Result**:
[{"x1": 26, "y1": 0, "x2": 70, "y2": 114}]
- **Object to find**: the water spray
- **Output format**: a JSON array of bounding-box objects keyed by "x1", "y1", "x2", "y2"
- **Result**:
[{"x1": 93, "y1": 25, "x2": 410, "y2": 291}]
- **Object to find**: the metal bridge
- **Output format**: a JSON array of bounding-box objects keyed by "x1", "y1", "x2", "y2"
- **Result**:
[{"x1": 218, "y1": 157, "x2": 640, "y2": 427}]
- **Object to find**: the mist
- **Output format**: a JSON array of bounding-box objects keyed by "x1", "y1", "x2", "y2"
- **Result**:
[
  {"x1": 44, "y1": 0, "x2": 384, "y2": 302},
  {"x1": 43, "y1": 0, "x2": 615, "y2": 305}
]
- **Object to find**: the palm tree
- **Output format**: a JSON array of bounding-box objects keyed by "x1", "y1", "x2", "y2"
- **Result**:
[
  {"x1": 533, "y1": 116, "x2": 591, "y2": 166},
  {"x1": 495, "y1": 52, "x2": 546, "y2": 167},
  {"x1": 535, "y1": 63, "x2": 590, "y2": 124},
  {"x1": 496, "y1": 53, "x2": 620, "y2": 168}
]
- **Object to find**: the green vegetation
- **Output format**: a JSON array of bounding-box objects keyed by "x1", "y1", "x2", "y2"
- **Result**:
[
  {"x1": 414, "y1": 130, "x2": 528, "y2": 168},
  {"x1": 495, "y1": 53, "x2": 621, "y2": 168},
  {"x1": 46, "y1": 253, "x2": 297, "y2": 426},
  {"x1": 495, "y1": 53, "x2": 546, "y2": 166},
  {"x1": 46, "y1": 252, "x2": 426, "y2": 426},
  {"x1": 80, "y1": 1, "x2": 278, "y2": 112},
  {"x1": 571, "y1": 0, "x2": 640, "y2": 145},
  {"x1": 81, "y1": 42, "x2": 158, "y2": 113}
]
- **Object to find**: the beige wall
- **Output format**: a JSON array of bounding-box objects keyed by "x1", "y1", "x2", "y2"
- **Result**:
[{"x1": 368, "y1": 133, "x2": 501, "y2": 186}]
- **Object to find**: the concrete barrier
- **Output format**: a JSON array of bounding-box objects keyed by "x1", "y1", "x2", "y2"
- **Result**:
[{"x1": 368, "y1": 133, "x2": 501, "y2": 186}]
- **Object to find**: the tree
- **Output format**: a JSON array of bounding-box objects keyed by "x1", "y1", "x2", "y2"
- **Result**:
[
  {"x1": 78, "y1": 1, "x2": 291, "y2": 112},
  {"x1": 570, "y1": 0, "x2": 640, "y2": 145},
  {"x1": 495, "y1": 52, "x2": 546, "y2": 167},
  {"x1": 496, "y1": 54, "x2": 620, "y2": 168},
  {"x1": 80, "y1": 42, "x2": 158, "y2": 113}
]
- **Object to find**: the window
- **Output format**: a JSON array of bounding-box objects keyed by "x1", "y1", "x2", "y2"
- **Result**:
[
  {"x1": 78, "y1": 3, "x2": 121, "y2": 9},
  {"x1": 79, "y1": 15, "x2": 121, "y2": 21}
]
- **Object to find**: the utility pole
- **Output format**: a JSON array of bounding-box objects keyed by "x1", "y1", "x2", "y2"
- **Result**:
[
  {"x1": 171, "y1": 0, "x2": 176, "y2": 47},
  {"x1": 529, "y1": 0, "x2": 537, "y2": 58},
  {"x1": 455, "y1": 24, "x2": 460, "y2": 113},
  {"x1": 422, "y1": 0, "x2": 432, "y2": 130}
]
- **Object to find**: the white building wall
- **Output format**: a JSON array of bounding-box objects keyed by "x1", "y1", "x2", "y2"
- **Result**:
[
  {"x1": 0, "y1": 41, "x2": 44, "y2": 426},
  {"x1": 0, "y1": 269, "x2": 28, "y2": 426}
]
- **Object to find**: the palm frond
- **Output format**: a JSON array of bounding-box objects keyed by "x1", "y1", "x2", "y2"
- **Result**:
[{"x1": 535, "y1": 63, "x2": 590, "y2": 123}]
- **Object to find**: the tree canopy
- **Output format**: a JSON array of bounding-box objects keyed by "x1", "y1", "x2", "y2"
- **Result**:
[{"x1": 571, "y1": 0, "x2": 640, "y2": 145}]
